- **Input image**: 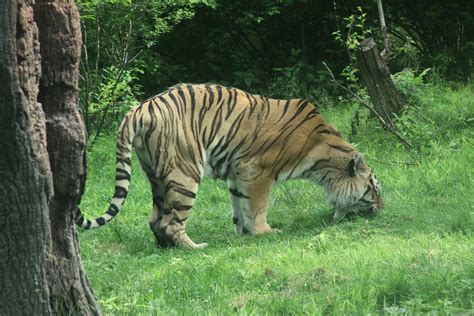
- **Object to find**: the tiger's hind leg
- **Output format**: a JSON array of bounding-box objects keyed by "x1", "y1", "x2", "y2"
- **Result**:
[
  {"x1": 158, "y1": 175, "x2": 207, "y2": 249},
  {"x1": 148, "y1": 179, "x2": 175, "y2": 248}
]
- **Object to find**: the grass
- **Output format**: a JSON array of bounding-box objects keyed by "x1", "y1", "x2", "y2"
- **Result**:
[{"x1": 79, "y1": 81, "x2": 474, "y2": 315}]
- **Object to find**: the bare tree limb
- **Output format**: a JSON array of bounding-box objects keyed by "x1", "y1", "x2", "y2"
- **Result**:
[
  {"x1": 322, "y1": 61, "x2": 413, "y2": 149},
  {"x1": 377, "y1": 0, "x2": 391, "y2": 63}
]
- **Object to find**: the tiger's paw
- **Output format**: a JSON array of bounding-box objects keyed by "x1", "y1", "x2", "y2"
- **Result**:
[
  {"x1": 180, "y1": 241, "x2": 208, "y2": 250},
  {"x1": 333, "y1": 208, "x2": 349, "y2": 221},
  {"x1": 193, "y1": 242, "x2": 209, "y2": 249},
  {"x1": 177, "y1": 234, "x2": 209, "y2": 250},
  {"x1": 247, "y1": 224, "x2": 279, "y2": 235}
]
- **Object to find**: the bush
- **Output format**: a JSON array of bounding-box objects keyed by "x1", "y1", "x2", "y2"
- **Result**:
[
  {"x1": 392, "y1": 68, "x2": 474, "y2": 151},
  {"x1": 81, "y1": 66, "x2": 143, "y2": 137}
]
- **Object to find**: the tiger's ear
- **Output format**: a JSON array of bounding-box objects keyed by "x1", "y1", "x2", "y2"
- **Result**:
[{"x1": 348, "y1": 153, "x2": 365, "y2": 177}]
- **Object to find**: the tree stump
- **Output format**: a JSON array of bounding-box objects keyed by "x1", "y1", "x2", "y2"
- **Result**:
[{"x1": 356, "y1": 37, "x2": 405, "y2": 126}]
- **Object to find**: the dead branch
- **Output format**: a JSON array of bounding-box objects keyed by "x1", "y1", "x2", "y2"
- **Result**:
[
  {"x1": 322, "y1": 61, "x2": 413, "y2": 149},
  {"x1": 377, "y1": 0, "x2": 391, "y2": 63}
]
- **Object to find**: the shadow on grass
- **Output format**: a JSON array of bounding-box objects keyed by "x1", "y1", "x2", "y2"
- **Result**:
[
  {"x1": 283, "y1": 208, "x2": 335, "y2": 233},
  {"x1": 95, "y1": 206, "x2": 389, "y2": 255}
]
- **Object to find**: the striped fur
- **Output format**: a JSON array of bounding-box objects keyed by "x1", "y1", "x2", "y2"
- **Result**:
[{"x1": 76, "y1": 83, "x2": 383, "y2": 248}]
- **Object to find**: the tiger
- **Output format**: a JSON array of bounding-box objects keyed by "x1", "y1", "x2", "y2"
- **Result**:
[{"x1": 76, "y1": 83, "x2": 384, "y2": 249}]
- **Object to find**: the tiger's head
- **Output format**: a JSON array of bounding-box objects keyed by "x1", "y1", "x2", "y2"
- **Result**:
[
  {"x1": 312, "y1": 152, "x2": 384, "y2": 220},
  {"x1": 332, "y1": 153, "x2": 383, "y2": 220}
]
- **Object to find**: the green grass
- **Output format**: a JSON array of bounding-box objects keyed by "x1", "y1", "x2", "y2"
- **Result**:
[{"x1": 79, "y1": 82, "x2": 474, "y2": 315}]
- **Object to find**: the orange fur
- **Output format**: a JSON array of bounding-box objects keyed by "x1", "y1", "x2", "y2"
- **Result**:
[{"x1": 77, "y1": 84, "x2": 383, "y2": 248}]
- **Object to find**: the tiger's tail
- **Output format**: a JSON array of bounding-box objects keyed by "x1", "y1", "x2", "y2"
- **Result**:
[{"x1": 76, "y1": 112, "x2": 135, "y2": 229}]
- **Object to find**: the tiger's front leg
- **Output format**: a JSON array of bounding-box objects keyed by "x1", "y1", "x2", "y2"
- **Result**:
[
  {"x1": 232, "y1": 178, "x2": 278, "y2": 235},
  {"x1": 228, "y1": 180, "x2": 245, "y2": 234}
]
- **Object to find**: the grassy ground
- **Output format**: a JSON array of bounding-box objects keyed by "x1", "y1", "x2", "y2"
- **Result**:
[{"x1": 79, "y1": 82, "x2": 474, "y2": 315}]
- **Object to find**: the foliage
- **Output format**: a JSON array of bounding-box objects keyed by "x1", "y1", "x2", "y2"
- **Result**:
[
  {"x1": 85, "y1": 66, "x2": 142, "y2": 133},
  {"x1": 332, "y1": 6, "x2": 372, "y2": 52},
  {"x1": 269, "y1": 49, "x2": 322, "y2": 100},
  {"x1": 79, "y1": 80, "x2": 474, "y2": 314},
  {"x1": 391, "y1": 69, "x2": 474, "y2": 151},
  {"x1": 77, "y1": 0, "x2": 474, "y2": 138},
  {"x1": 332, "y1": 5, "x2": 372, "y2": 85},
  {"x1": 386, "y1": 0, "x2": 474, "y2": 80},
  {"x1": 77, "y1": 0, "x2": 205, "y2": 135},
  {"x1": 232, "y1": 69, "x2": 262, "y2": 88}
]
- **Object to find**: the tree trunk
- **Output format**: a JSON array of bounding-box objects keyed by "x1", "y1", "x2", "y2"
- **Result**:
[
  {"x1": 0, "y1": 0, "x2": 52, "y2": 313},
  {"x1": 356, "y1": 37, "x2": 405, "y2": 126},
  {"x1": 0, "y1": 0, "x2": 99, "y2": 314}
]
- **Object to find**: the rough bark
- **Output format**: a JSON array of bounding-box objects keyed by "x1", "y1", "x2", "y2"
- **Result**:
[
  {"x1": 356, "y1": 37, "x2": 405, "y2": 126},
  {"x1": 0, "y1": 0, "x2": 52, "y2": 314},
  {"x1": 34, "y1": 0, "x2": 99, "y2": 314},
  {"x1": 0, "y1": 0, "x2": 99, "y2": 314}
]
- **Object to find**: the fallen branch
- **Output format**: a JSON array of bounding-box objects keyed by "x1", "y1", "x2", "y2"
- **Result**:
[{"x1": 322, "y1": 61, "x2": 413, "y2": 149}]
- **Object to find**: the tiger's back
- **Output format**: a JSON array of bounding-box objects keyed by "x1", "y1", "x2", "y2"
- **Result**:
[
  {"x1": 77, "y1": 83, "x2": 383, "y2": 249},
  {"x1": 135, "y1": 84, "x2": 339, "y2": 181}
]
